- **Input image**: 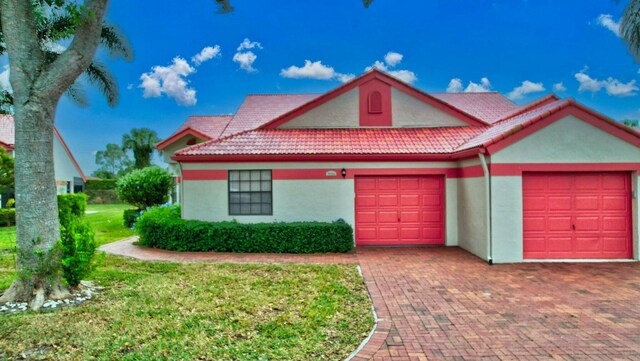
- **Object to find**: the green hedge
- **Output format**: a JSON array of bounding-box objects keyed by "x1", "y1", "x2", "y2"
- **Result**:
[
  {"x1": 0, "y1": 208, "x2": 15, "y2": 227},
  {"x1": 123, "y1": 209, "x2": 141, "y2": 228},
  {"x1": 136, "y1": 206, "x2": 354, "y2": 254},
  {"x1": 85, "y1": 189, "x2": 121, "y2": 204},
  {"x1": 85, "y1": 179, "x2": 118, "y2": 190},
  {"x1": 57, "y1": 193, "x2": 87, "y2": 226},
  {"x1": 57, "y1": 193, "x2": 96, "y2": 287}
]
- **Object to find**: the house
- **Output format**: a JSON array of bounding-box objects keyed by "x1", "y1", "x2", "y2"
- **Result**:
[
  {"x1": 0, "y1": 115, "x2": 86, "y2": 201},
  {"x1": 158, "y1": 69, "x2": 640, "y2": 263}
]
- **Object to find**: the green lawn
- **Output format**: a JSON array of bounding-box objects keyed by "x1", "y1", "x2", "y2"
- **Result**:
[{"x1": 0, "y1": 204, "x2": 373, "y2": 360}]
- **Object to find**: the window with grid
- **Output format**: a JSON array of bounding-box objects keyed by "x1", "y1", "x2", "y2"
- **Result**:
[{"x1": 228, "y1": 170, "x2": 272, "y2": 215}]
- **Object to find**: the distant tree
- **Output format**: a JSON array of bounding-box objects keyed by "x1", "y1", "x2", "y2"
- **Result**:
[
  {"x1": 621, "y1": 0, "x2": 640, "y2": 62},
  {"x1": 213, "y1": 0, "x2": 373, "y2": 13},
  {"x1": 0, "y1": 147, "x2": 14, "y2": 195},
  {"x1": 623, "y1": 119, "x2": 639, "y2": 128},
  {"x1": 122, "y1": 128, "x2": 160, "y2": 169},
  {"x1": 94, "y1": 143, "x2": 132, "y2": 178}
]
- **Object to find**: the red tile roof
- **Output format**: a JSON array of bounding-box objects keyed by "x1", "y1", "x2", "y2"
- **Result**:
[
  {"x1": 177, "y1": 127, "x2": 485, "y2": 156},
  {"x1": 429, "y1": 93, "x2": 519, "y2": 124},
  {"x1": 177, "y1": 115, "x2": 233, "y2": 139},
  {"x1": 220, "y1": 94, "x2": 320, "y2": 137}
]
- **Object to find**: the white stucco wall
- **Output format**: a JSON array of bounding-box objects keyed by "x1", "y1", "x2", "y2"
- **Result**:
[
  {"x1": 181, "y1": 161, "x2": 460, "y2": 245},
  {"x1": 53, "y1": 134, "x2": 82, "y2": 193},
  {"x1": 490, "y1": 115, "x2": 640, "y2": 263},
  {"x1": 491, "y1": 115, "x2": 640, "y2": 163},
  {"x1": 457, "y1": 176, "x2": 487, "y2": 259},
  {"x1": 279, "y1": 89, "x2": 360, "y2": 128},
  {"x1": 391, "y1": 88, "x2": 469, "y2": 127}
]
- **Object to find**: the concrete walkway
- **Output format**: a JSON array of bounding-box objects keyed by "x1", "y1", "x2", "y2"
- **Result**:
[{"x1": 100, "y1": 239, "x2": 640, "y2": 360}]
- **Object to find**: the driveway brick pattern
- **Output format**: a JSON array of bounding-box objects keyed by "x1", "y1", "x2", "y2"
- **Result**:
[
  {"x1": 354, "y1": 247, "x2": 640, "y2": 360},
  {"x1": 100, "y1": 239, "x2": 640, "y2": 360}
]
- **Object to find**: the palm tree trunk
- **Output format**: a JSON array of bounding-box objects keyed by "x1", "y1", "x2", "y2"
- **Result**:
[{"x1": 0, "y1": 95, "x2": 69, "y2": 308}]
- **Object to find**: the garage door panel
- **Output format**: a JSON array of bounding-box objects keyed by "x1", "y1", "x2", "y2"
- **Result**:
[
  {"x1": 378, "y1": 194, "x2": 398, "y2": 206},
  {"x1": 547, "y1": 237, "x2": 573, "y2": 252},
  {"x1": 575, "y1": 216, "x2": 599, "y2": 231},
  {"x1": 378, "y1": 178, "x2": 398, "y2": 190},
  {"x1": 400, "y1": 194, "x2": 419, "y2": 206},
  {"x1": 355, "y1": 175, "x2": 444, "y2": 246},
  {"x1": 548, "y1": 196, "x2": 572, "y2": 211},
  {"x1": 523, "y1": 172, "x2": 631, "y2": 260},
  {"x1": 523, "y1": 196, "x2": 546, "y2": 211},
  {"x1": 378, "y1": 211, "x2": 398, "y2": 223},
  {"x1": 603, "y1": 196, "x2": 627, "y2": 211},
  {"x1": 548, "y1": 216, "x2": 572, "y2": 231},
  {"x1": 603, "y1": 216, "x2": 627, "y2": 232},
  {"x1": 356, "y1": 194, "x2": 376, "y2": 207},
  {"x1": 378, "y1": 227, "x2": 399, "y2": 239},
  {"x1": 575, "y1": 196, "x2": 599, "y2": 210},
  {"x1": 575, "y1": 237, "x2": 600, "y2": 252},
  {"x1": 602, "y1": 237, "x2": 628, "y2": 251}
]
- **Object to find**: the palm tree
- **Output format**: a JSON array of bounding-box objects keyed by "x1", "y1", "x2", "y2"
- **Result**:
[
  {"x1": 0, "y1": 5, "x2": 132, "y2": 113},
  {"x1": 621, "y1": 0, "x2": 640, "y2": 62},
  {"x1": 122, "y1": 128, "x2": 160, "y2": 169}
]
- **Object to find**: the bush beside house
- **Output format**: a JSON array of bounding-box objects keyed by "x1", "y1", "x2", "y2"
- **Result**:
[
  {"x1": 136, "y1": 206, "x2": 354, "y2": 254},
  {"x1": 116, "y1": 166, "x2": 173, "y2": 227},
  {"x1": 0, "y1": 208, "x2": 15, "y2": 227}
]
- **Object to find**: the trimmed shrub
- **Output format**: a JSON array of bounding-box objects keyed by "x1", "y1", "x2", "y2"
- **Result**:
[
  {"x1": 85, "y1": 179, "x2": 118, "y2": 190},
  {"x1": 0, "y1": 208, "x2": 15, "y2": 227},
  {"x1": 123, "y1": 209, "x2": 141, "y2": 228},
  {"x1": 116, "y1": 166, "x2": 173, "y2": 210},
  {"x1": 136, "y1": 206, "x2": 354, "y2": 254},
  {"x1": 57, "y1": 193, "x2": 87, "y2": 226},
  {"x1": 57, "y1": 194, "x2": 96, "y2": 287}
]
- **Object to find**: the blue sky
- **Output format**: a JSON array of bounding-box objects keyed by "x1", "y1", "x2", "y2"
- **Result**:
[{"x1": 48, "y1": 0, "x2": 639, "y2": 174}]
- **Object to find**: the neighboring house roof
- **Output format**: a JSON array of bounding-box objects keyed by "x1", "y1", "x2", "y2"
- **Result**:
[
  {"x1": 157, "y1": 115, "x2": 233, "y2": 150},
  {"x1": 0, "y1": 115, "x2": 86, "y2": 181},
  {"x1": 167, "y1": 69, "x2": 640, "y2": 161},
  {"x1": 0, "y1": 115, "x2": 15, "y2": 149}
]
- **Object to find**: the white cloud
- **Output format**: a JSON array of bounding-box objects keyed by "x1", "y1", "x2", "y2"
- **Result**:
[
  {"x1": 552, "y1": 82, "x2": 567, "y2": 92},
  {"x1": 192, "y1": 45, "x2": 221, "y2": 65},
  {"x1": 234, "y1": 38, "x2": 262, "y2": 73},
  {"x1": 446, "y1": 77, "x2": 493, "y2": 93},
  {"x1": 0, "y1": 65, "x2": 11, "y2": 93},
  {"x1": 365, "y1": 53, "x2": 417, "y2": 84},
  {"x1": 507, "y1": 80, "x2": 545, "y2": 100},
  {"x1": 139, "y1": 57, "x2": 197, "y2": 106},
  {"x1": 384, "y1": 52, "x2": 403, "y2": 67},
  {"x1": 233, "y1": 51, "x2": 258, "y2": 73},
  {"x1": 596, "y1": 14, "x2": 620, "y2": 37},
  {"x1": 575, "y1": 70, "x2": 638, "y2": 97},
  {"x1": 464, "y1": 77, "x2": 492, "y2": 92},
  {"x1": 237, "y1": 38, "x2": 262, "y2": 51},
  {"x1": 446, "y1": 78, "x2": 463, "y2": 92},
  {"x1": 280, "y1": 60, "x2": 354, "y2": 83}
]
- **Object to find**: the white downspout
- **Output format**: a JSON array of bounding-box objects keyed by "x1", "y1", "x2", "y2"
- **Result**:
[
  {"x1": 479, "y1": 153, "x2": 493, "y2": 264},
  {"x1": 177, "y1": 162, "x2": 185, "y2": 219}
]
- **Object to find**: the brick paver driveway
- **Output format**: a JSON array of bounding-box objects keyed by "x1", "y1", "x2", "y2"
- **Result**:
[
  {"x1": 102, "y1": 239, "x2": 640, "y2": 360},
  {"x1": 353, "y1": 247, "x2": 640, "y2": 360}
]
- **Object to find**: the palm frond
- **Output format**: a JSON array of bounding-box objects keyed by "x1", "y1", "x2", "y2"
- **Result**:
[
  {"x1": 84, "y1": 61, "x2": 119, "y2": 107},
  {"x1": 0, "y1": 90, "x2": 14, "y2": 114},
  {"x1": 621, "y1": 0, "x2": 640, "y2": 62},
  {"x1": 101, "y1": 24, "x2": 133, "y2": 61},
  {"x1": 65, "y1": 82, "x2": 89, "y2": 108}
]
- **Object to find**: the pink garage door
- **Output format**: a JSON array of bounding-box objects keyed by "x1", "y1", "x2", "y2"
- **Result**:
[
  {"x1": 355, "y1": 176, "x2": 445, "y2": 246},
  {"x1": 523, "y1": 172, "x2": 632, "y2": 259}
]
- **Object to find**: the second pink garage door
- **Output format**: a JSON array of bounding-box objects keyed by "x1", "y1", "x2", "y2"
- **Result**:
[
  {"x1": 523, "y1": 172, "x2": 632, "y2": 259},
  {"x1": 355, "y1": 176, "x2": 445, "y2": 246}
]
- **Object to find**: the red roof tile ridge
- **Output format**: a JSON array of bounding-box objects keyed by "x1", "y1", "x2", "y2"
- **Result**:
[
  {"x1": 496, "y1": 94, "x2": 560, "y2": 122},
  {"x1": 175, "y1": 127, "x2": 259, "y2": 155},
  {"x1": 245, "y1": 93, "x2": 323, "y2": 96}
]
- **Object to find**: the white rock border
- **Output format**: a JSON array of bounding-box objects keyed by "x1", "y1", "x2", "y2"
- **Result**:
[{"x1": 0, "y1": 280, "x2": 104, "y2": 314}]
